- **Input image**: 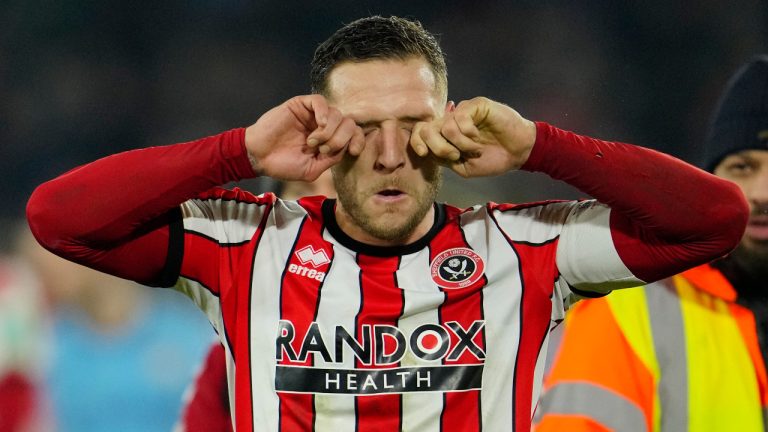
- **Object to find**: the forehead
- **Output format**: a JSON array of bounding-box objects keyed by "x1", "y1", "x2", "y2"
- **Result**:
[{"x1": 326, "y1": 58, "x2": 445, "y2": 122}]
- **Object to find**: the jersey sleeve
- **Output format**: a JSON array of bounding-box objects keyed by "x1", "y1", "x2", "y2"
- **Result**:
[
  {"x1": 521, "y1": 122, "x2": 748, "y2": 292},
  {"x1": 490, "y1": 201, "x2": 595, "y2": 322},
  {"x1": 172, "y1": 188, "x2": 275, "y2": 331},
  {"x1": 533, "y1": 294, "x2": 655, "y2": 432},
  {"x1": 555, "y1": 201, "x2": 640, "y2": 292},
  {"x1": 26, "y1": 128, "x2": 256, "y2": 287}
]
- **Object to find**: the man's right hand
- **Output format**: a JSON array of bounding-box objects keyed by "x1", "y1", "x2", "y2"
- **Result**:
[
  {"x1": 410, "y1": 97, "x2": 536, "y2": 178},
  {"x1": 244, "y1": 95, "x2": 364, "y2": 181}
]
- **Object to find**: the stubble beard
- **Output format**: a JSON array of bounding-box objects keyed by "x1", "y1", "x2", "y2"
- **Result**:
[
  {"x1": 731, "y1": 239, "x2": 768, "y2": 278},
  {"x1": 333, "y1": 167, "x2": 442, "y2": 243}
]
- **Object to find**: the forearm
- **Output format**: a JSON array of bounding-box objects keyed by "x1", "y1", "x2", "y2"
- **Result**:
[
  {"x1": 523, "y1": 122, "x2": 748, "y2": 282},
  {"x1": 26, "y1": 128, "x2": 255, "y2": 284}
]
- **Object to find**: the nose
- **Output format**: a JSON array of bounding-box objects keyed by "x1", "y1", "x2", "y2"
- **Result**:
[
  {"x1": 374, "y1": 122, "x2": 407, "y2": 173},
  {"x1": 747, "y1": 167, "x2": 768, "y2": 208}
]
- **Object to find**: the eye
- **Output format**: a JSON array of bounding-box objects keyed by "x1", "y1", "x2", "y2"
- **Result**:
[{"x1": 723, "y1": 160, "x2": 756, "y2": 177}]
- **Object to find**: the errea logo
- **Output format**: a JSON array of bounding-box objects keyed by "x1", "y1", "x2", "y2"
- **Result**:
[
  {"x1": 289, "y1": 245, "x2": 330, "y2": 282},
  {"x1": 296, "y1": 245, "x2": 330, "y2": 268}
]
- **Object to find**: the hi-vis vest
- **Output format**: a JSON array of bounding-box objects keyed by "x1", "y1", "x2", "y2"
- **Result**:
[{"x1": 534, "y1": 264, "x2": 768, "y2": 432}]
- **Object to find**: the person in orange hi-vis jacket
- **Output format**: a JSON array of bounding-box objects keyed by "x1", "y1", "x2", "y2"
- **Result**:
[{"x1": 534, "y1": 56, "x2": 768, "y2": 432}]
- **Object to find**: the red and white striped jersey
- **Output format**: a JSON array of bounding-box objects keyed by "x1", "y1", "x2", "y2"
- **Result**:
[{"x1": 172, "y1": 190, "x2": 640, "y2": 432}]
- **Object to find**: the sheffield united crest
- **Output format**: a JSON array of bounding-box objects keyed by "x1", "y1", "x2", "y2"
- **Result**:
[{"x1": 430, "y1": 247, "x2": 485, "y2": 289}]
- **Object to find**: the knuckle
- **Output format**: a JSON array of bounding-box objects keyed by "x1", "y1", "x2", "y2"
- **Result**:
[{"x1": 431, "y1": 146, "x2": 454, "y2": 157}]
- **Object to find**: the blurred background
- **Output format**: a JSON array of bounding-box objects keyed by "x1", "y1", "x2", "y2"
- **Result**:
[
  {"x1": 1, "y1": 0, "x2": 767, "y2": 430},
  {"x1": 3, "y1": 0, "x2": 768, "y2": 218}
]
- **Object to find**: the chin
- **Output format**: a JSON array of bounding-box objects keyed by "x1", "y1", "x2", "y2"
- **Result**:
[{"x1": 735, "y1": 240, "x2": 768, "y2": 265}]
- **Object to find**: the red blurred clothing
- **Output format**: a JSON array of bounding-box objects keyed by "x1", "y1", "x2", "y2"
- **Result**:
[{"x1": 178, "y1": 343, "x2": 232, "y2": 432}]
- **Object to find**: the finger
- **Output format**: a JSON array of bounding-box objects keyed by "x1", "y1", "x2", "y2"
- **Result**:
[
  {"x1": 440, "y1": 113, "x2": 482, "y2": 153},
  {"x1": 300, "y1": 94, "x2": 329, "y2": 127},
  {"x1": 446, "y1": 159, "x2": 472, "y2": 178},
  {"x1": 418, "y1": 120, "x2": 460, "y2": 161},
  {"x1": 307, "y1": 107, "x2": 343, "y2": 148},
  {"x1": 409, "y1": 122, "x2": 430, "y2": 157},
  {"x1": 299, "y1": 94, "x2": 333, "y2": 149},
  {"x1": 461, "y1": 97, "x2": 496, "y2": 131},
  {"x1": 317, "y1": 116, "x2": 359, "y2": 155},
  {"x1": 347, "y1": 126, "x2": 365, "y2": 156}
]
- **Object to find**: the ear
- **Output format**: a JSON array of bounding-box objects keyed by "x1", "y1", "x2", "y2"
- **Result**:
[{"x1": 445, "y1": 101, "x2": 455, "y2": 113}]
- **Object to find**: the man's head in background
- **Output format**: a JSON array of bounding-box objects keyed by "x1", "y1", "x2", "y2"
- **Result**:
[
  {"x1": 705, "y1": 55, "x2": 768, "y2": 270},
  {"x1": 280, "y1": 170, "x2": 336, "y2": 200}
]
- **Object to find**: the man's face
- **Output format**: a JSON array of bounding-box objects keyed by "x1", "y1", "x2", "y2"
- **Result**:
[
  {"x1": 326, "y1": 58, "x2": 447, "y2": 246},
  {"x1": 714, "y1": 149, "x2": 768, "y2": 261}
]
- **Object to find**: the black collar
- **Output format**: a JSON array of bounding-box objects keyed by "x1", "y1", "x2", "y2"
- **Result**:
[{"x1": 321, "y1": 199, "x2": 445, "y2": 257}]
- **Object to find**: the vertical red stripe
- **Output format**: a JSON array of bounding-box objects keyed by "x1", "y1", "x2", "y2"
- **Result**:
[
  {"x1": 232, "y1": 238, "x2": 260, "y2": 432},
  {"x1": 430, "y1": 212, "x2": 485, "y2": 432},
  {"x1": 355, "y1": 254, "x2": 403, "y2": 432},
  {"x1": 278, "y1": 214, "x2": 333, "y2": 432},
  {"x1": 181, "y1": 232, "x2": 228, "y2": 295},
  {"x1": 182, "y1": 226, "x2": 266, "y2": 432},
  {"x1": 230, "y1": 201, "x2": 278, "y2": 432},
  {"x1": 511, "y1": 242, "x2": 557, "y2": 432},
  {"x1": 440, "y1": 288, "x2": 484, "y2": 432}
]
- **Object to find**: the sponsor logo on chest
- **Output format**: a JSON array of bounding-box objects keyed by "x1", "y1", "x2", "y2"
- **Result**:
[{"x1": 274, "y1": 320, "x2": 486, "y2": 395}]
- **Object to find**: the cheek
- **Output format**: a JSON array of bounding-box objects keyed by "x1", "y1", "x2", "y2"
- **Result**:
[
  {"x1": 332, "y1": 159, "x2": 362, "y2": 192},
  {"x1": 736, "y1": 179, "x2": 761, "y2": 201},
  {"x1": 409, "y1": 154, "x2": 441, "y2": 182}
]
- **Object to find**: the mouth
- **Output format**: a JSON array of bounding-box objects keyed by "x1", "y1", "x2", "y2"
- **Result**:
[
  {"x1": 377, "y1": 188, "x2": 405, "y2": 197},
  {"x1": 745, "y1": 216, "x2": 768, "y2": 241},
  {"x1": 374, "y1": 188, "x2": 407, "y2": 203}
]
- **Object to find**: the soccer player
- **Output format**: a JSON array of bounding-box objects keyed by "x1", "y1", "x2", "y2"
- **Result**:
[
  {"x1": 535, "y1": 56, "x2": 768, "y2": 432},
  {"x1": 27, "y1": 16, "x2": 748, "y2": 431}
]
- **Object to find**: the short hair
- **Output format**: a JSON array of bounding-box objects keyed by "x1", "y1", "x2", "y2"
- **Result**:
[{"x1": 310, "y1": 16, "x2": 447, "y2": 98}]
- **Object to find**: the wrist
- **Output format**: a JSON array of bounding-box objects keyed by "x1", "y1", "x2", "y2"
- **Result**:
[
  {"x1": 222, "y1": 127, "x2": 258, "y2": 179},
  {"x1": 520, "y1": 121, "x2": 553, "y2": 172},
  {"x1": 515, "y1": 119, "x2": 537, "y2": 168}
]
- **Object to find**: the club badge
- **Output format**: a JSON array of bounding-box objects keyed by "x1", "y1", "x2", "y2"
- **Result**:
[{"x1": 430, "y1": 247, "x2": 485, "y2": 289}]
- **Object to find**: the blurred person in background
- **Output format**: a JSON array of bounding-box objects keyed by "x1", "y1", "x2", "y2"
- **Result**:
[
  {"x1": 535, "y1": 56, "x2": 768, "y2": 432},
  {"x1": 17, "y1": 227, "x2": 214, "y2": 431},
  {"x1": 0, "y1": 222, "x2": 50, "y2": 432},
  {"x1": 26, "y1": 15, "x2": 747, "y2": 431},
  {"x1": 176, "y1": 171, "x2": 335, "y2": 432}
]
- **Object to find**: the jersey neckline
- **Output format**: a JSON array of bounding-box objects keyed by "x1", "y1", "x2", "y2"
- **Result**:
[{"x1": 321, "y1": 199, "x2": 446, "y2": 257}]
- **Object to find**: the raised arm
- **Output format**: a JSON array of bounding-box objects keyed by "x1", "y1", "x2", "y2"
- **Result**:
[
  {"x1": 411, "y1": 97, "x2": 748, "y2": 288},
  {"x1": 523, "y1": 121, "x2": 746, "y2": 285},
  {"x1": 26, "y1": 95, "x2": 363, "y2": 286}
]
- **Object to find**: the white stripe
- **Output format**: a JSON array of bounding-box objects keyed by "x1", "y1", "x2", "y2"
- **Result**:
[
  {"x1": 398, "y1": 250, "x2": 445, "y2": 432},
  {"x1": 175, "y1": 278, "x2": 224, "y2": 335},
  {"x1": 467, "y1": 208, "x2": 522, "y2": 430},
  {"x1": 224, "y1": 343, "x2": 236, "y2": 431},
  {"x1": 555, "y1": 200, "x2": 641, "y2": 290},
  {"x1": 313, "y1": 239, "x2": 361, "y2": 432},
  {"x1": 248, "y1": 202, "x2": 308, "y2": 432},
  {"x1": 490, "y1": 202, "x2": 571, "y2": 244},
  {"x1": 180, "y1": 197, "x2": 268, "y2": 243}
]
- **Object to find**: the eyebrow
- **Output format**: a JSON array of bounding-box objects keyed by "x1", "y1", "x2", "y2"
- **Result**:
[{"x1": 355, "y1": 115, "x2": 432, "y2": 129}]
